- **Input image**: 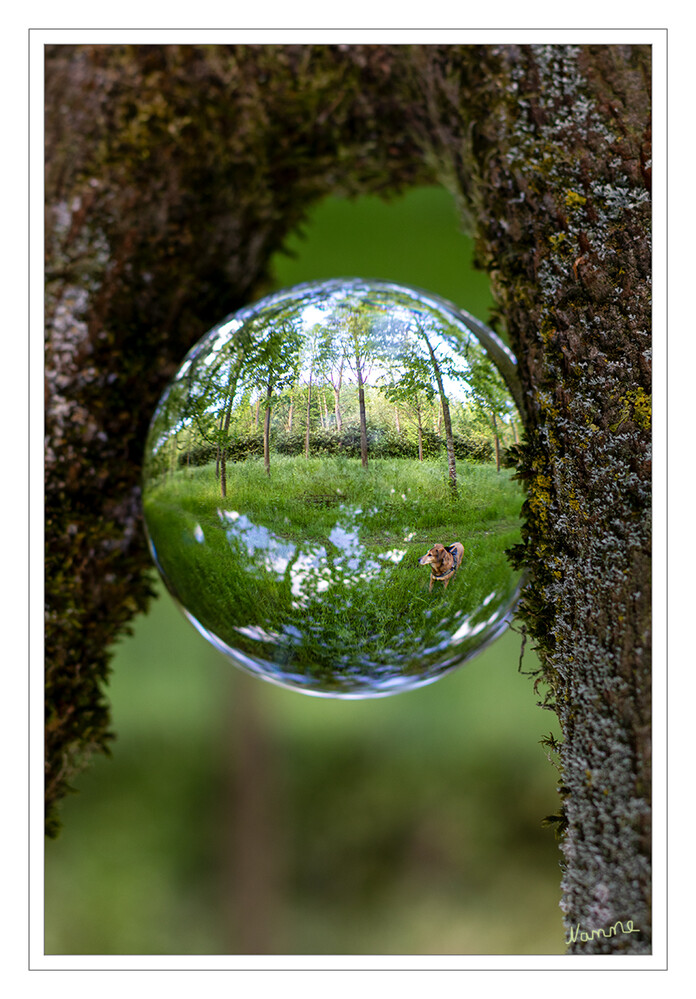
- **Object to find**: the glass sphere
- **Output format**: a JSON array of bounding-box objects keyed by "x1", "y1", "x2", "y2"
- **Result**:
[{"x1": 143, "y1": 278, "x2": 524, "y2": 697}]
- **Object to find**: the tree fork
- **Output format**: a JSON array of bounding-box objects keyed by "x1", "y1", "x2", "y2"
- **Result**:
[{"x1": 45, "y1": 44, "x2": 652, "y2": 955}]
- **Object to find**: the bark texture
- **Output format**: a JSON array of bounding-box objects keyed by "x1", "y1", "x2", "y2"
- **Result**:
[
  {"x1": 447, "y1": 46, "x2": 652, "y2": 954},
  {"x1": 44, "y1": 43, "x2": 651, "y2": 954},
  {"x1": 44, "y1": 43, "x2": 431, "y2": 834}
]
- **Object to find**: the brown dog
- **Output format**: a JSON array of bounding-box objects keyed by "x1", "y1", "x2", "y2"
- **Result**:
[{"x1": 418, "y1": 542, "x2": 464, "y2": 591}]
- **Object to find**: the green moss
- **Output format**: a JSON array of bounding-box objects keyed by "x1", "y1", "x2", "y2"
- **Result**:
[{"x1": 44, "y1": 43, "x2": 435, "y2": 835}]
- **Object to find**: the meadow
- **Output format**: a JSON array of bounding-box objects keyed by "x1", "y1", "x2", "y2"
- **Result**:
[{"x1": 143, "y1": 454, "x2": 524, "y2": 696}]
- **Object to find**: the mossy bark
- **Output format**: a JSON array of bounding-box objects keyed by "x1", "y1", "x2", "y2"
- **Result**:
[
  {"x1": 45, "y1": 43, "x2": 651, "y2": 954},
  {"x1": 44, "y1": 43, "x2": 431, "y2": 836},
  {"x1": 451, "y1": 46, "x2": 652, "y2": 954}
]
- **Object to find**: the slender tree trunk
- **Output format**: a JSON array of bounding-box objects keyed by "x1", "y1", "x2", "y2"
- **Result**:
[
  {"x1": 305, "y1": 374, "x2": 312, "y2": 458},
  {"x1": 333, "y1": 357, "x2": 344, "y2": 432},
  {"x1": 491, "y1": 410, "x2": 501, "y2": 472},
  {"x1": 221, "y1": 673, "x2": 283, "y2": 953},
  {"x1": 220, "y1": 439, "x2": 229, "y2": 496},
  {"x1": 333, "y1": 385, "x2": 342, "y2": 431},
  {"x1": 220, "y1": 353, "x2": 245, "y2": 499},
  {"x1": 441, "y1": 400, "x2": 456, "y2": 495},
  {"x1": 215, "y1": 403, "x2": 226, "y2": 480},
  {"x1": 263, "y1": 380, "x2": 273, "y2": 476},
  {"x1": 286, "y1": 392, "x2": 294, "y2": 431},
  {"x1": 417, "y1": 406, "x2": 423, "y2": 461},
  {"x1": 423, "y1": 335, "x2": 457, "y2": 496},
  {"x1": 356, "y1": 362, "x2": 368, "y2": 468}
]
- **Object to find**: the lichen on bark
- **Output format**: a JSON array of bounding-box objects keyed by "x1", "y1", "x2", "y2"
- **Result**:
[
  {"x1": 419, "y1": 44, "x2": 652, "y2": 953},
  {"x1": 45, "y1": 43, "x2": 651, "y2": 954}
]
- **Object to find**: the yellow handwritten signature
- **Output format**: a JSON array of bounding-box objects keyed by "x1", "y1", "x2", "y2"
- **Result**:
[{"x1": 567, "y1": 920, "x2": 640, "y2": 945}]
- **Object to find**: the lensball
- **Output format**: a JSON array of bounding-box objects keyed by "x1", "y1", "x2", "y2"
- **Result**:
[{"x1": 143, "y1": 278, "x2": 524, "y2": 697}]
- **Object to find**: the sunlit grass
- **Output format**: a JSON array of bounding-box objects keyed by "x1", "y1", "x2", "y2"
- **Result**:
[{"x1": 148, "y1": 454, "x2": 522, "y2": 541}]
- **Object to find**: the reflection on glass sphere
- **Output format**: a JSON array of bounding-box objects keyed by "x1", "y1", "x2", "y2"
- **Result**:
[{"x1": 143, "y1": 278, "x2": 524, "y2": 698}]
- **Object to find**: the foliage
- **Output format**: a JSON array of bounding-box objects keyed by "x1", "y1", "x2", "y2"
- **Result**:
[{"x1": 177, "y1": 424, "x2": 493, "y2": 467}]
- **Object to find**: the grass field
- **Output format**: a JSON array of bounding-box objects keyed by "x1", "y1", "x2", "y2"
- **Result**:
[{"x1": 143, "y1": 455, "x2": 524, "y2": 696}]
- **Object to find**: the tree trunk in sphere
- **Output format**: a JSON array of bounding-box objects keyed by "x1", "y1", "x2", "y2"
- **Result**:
[
  {"x1": 333, "y1": 386, "x2": 343, "y2": 433},
  {"x1": 491, "y1": 411, "x2": 501, "y2": 472},
  {"x1": 423, "y1": 334, "x2": 457, "y2": 497},
  {"x1": 305, "y1": 375, "x2": 312, "y2": 459},
  {"x1": 355, "y1": 354, "x2": 369, "y2": 469},
  {"x1": 263, "y1": 383, "x2": 273, "y2": 476},
  {"x1": 44, "y1": 43, "x2": 652, "y2": 955},
  {"x1": 220, "y1": 356, "x2": 243, "y2": 499}
]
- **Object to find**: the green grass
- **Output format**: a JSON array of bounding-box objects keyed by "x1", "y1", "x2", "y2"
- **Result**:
[
  {"x1": 144, "y1": 455, "x2": 524, "y2": 696},
  {"x1": 150, "y1": 454, "x2": 520, "y2": 539}
]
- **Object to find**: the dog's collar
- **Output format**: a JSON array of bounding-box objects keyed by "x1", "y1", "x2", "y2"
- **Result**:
[{"x1": 431, "y1": 545, "x2": 459, "y2": 579}]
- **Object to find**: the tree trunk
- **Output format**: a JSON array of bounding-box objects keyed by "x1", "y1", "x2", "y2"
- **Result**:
[
  {"x1": 333, "y1": 358, "x2": 344, "y2": 432},
  {"x1": 333, "y1": 385, "x2": 343, "y2": 432},
  {"x1": 423, "y1": 335, "x2": 457, "y2": 497},
  {"x1": 491, "y1": 410, "x2": 501, "y2": 472},
  {"x1": 305, "y1": 375, "x2": 312, "y2": 458},
  {"x1": 221, "y1": 674, "x2": 283, "y2": 953},
  {"x1": 355, "y1": 351, "x2": 369, "y2": 469},
  {"x1": 220, "y1": 353, "x2": 245, "y2": 499},
  {"x1": 417, "y1": 406, "x2": 423, "y2": 461},
  {"x1": 44, "y1": 41, "x2": 429, "y2": 836},
  {"x1": 45, "y1": 44, "x2": 652, "y2": 954},
  {"x1": 263, "y1": 381, "x2": 273, "y2": 476},
  {"x1": 428, "y1": 44, "x2": 651, "y2": 952},
  {"x1": 220, "y1": 436, "x2": 229, "y2": 496},
  {"x1": 215, "y1": 407, "x2": 224, "y2": 479}
]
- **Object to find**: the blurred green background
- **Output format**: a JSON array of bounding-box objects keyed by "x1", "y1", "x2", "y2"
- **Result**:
[{"x1": 45, "y1": 186, "x2": 565, "y2": 955}]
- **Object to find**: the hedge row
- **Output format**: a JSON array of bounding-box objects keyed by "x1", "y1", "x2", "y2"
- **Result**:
[{"x1": 179, "y1": 424, "x2": 494, "y2": 466}]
